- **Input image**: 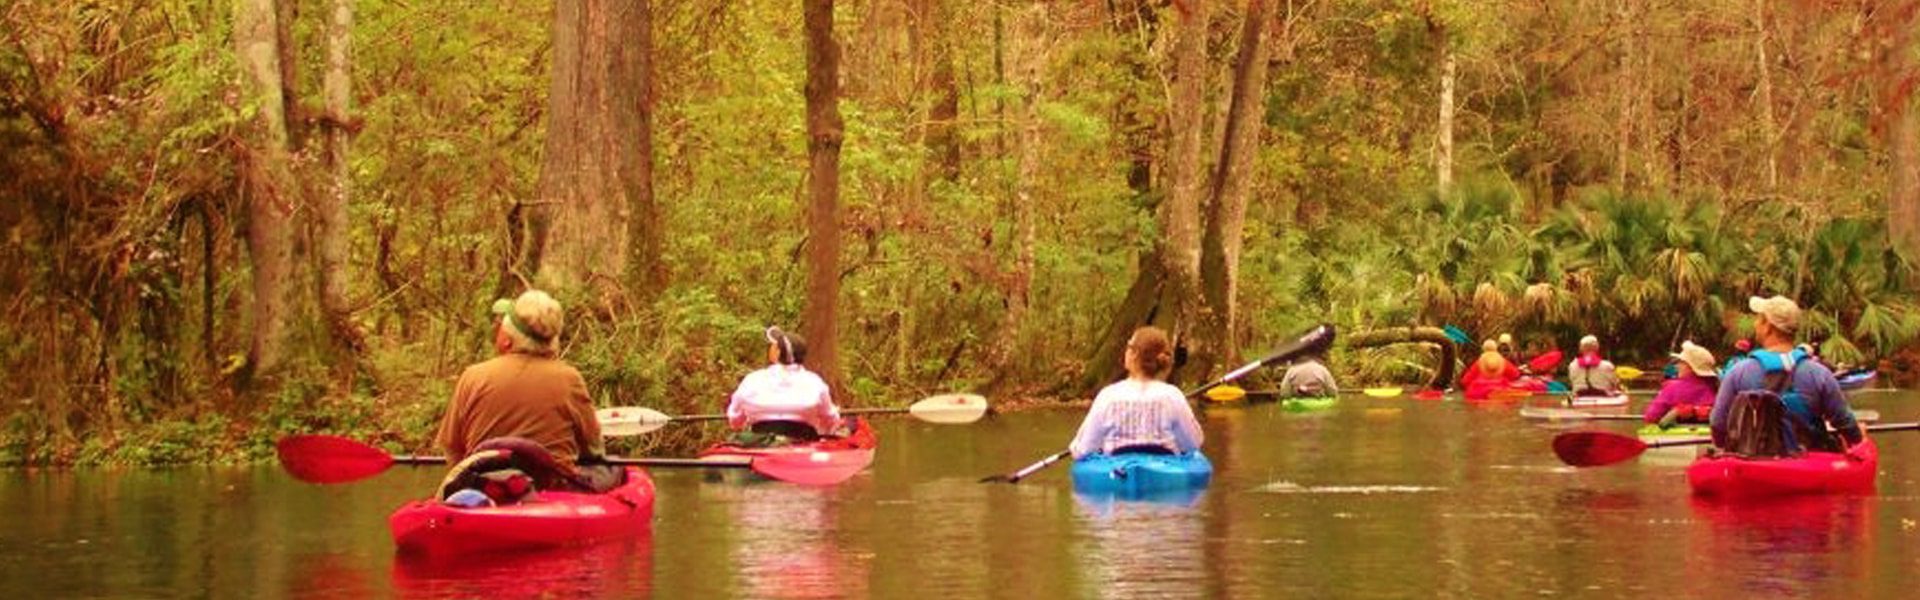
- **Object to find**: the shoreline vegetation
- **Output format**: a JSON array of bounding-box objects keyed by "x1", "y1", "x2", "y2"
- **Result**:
[{"x1": 6, "y1": 2, "x2": 1920, "y2": 466}]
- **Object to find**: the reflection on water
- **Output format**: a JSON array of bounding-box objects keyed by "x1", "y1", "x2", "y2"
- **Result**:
[
  {"x1": 0, "y1": 394, "x2": 1917, "y2": 597},
  {"x1": 1073, "y1": 493, "x2": 1208, "y2": 600},
  {"x1": 388, "y1": 536, "x2": 654, "y2": 599},
  {"x1": 1686, "y1": 495, "x2": 1876, "y2": 598},
  {"x1": 714, "y1": 482, "x2": 868, "y2": 600}
]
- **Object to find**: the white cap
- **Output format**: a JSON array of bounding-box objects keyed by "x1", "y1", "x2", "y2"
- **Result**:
[
  {"x1": 1749, "y1": 295, "x2": 1801, "y2": 333},
  {"x1": 1579, "y1": 335, "x2": 1598, "y2": 348}
]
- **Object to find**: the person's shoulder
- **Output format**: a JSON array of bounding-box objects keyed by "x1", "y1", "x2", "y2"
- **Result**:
[
  {"x1": 1796, "y1": 359, "x2": 1837, "y2": 380},
  {"x1": 1149, "y1": 381, "x2": 1185, "y2": 399},
  {"x1": 460, "y1": 355, "x2": 513, "y2": 378}
]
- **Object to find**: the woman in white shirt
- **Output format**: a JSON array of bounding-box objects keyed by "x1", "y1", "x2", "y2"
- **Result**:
[
  {"x1": 1068, "y1": 326, "x2": 1204, "y2": 458},
  {"x1": 727, "y1": 327, "x2": 841, "y2": 440}
]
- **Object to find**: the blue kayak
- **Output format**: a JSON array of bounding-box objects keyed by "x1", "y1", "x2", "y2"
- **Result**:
[{"x1": 1070, "y1": 451, "x2": 1213, "y2": 496}]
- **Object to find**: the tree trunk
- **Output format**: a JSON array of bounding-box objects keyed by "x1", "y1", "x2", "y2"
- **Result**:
[
  {"x1": 921, "y1": 0, "x2": 961, "y2": 181},
  {"x1": 1436, "y1": 25, "x2": 1455, "y2": 197},
  {"x1": 1163, "y1": 0, "x2": 1209, "y2": 377},
  {"x1": 317, "y1": 0, "x2": 365, "y2": 361},
  {"x1": 982, "y1": 2, "x2": 1045, "y2": 389},
  {"x1": 531, "y1": 0, "x2": 658, "y2": 300},
  {"x1": 1195, "y1": 0, "x2": 1270, "y2": 373},
  {"x1": 234, "y1": 0, "x2": 296, "y2": 382},
  {"x1": 621, "y1": 1, "x2": 663, "y2": 301},
  {"x1": 1886, "y1": 4, "x2": 1920, "y2": 259},
  {"x1": 1614, "y1": 0, "x2": 1632, "y2": 191},
  {"x1": 801, "y1": 0, "x2": 847, "y2": 389},
  {"x1": 1752, "y1": 0, "x2": 1778, "y2": 195},
  {"x1": 1082, "y1": 0, "x2": 1163, "y2": 393}
]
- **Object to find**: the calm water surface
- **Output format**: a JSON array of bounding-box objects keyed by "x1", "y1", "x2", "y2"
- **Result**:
[{"x1": 4, "y1": 393, "x2": 1919, "y2": 598}]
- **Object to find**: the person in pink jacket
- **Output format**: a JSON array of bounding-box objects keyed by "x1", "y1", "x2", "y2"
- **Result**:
[
  {"x1": 1643, "y1": 341, "x2": 1719, "y2": 424},
  {"x1": 1068, "y1": 326, "x2": 1204, "y2": 458},
  {"x1": 727, "y1": 327, "x2": 841, "y2": 440}
]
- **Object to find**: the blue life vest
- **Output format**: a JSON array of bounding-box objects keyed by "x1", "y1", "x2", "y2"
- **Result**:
[{"x1": 1748, "y1": 348, "x2": 1826, "y2": 452}]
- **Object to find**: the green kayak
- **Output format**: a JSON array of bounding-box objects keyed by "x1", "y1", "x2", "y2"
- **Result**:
[
  {"x1": 1637, "y1": 423, "x2": 1710, "y2": 442},
  {"x1": 1281, "y1": 396, "x2": 1338, "y2": 412}
]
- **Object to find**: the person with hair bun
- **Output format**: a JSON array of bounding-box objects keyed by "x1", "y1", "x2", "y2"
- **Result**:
[
  {"x1": 725, "y1": 326, "x2": 842, "y2": 442},
  {"x1": 1067, "y1": 326, "x2": 1204, "y2": 458}
]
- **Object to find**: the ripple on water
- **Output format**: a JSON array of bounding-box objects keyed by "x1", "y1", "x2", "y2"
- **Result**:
[{"x1": 1252, "y1": 481, "x2": 1446, "y2": 494}]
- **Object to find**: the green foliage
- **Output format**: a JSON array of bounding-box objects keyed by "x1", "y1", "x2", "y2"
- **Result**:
[{"x1": 4, "y1": 0, "x2": 1919, "y2": 463}]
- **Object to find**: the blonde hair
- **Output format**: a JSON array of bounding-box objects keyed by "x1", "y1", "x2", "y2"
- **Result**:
[{"x1": 501, "y1": 290, "x2": 564, "y2": 356}]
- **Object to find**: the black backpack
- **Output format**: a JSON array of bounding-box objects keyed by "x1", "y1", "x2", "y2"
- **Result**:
[{"x1": 1723, "y1": 362, "x2": 1837, "y2": 457}]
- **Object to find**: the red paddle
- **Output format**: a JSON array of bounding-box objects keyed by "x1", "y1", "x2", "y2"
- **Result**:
[
  {"x1": 275, "y1": 435, "x2": 752, "y2": 485},
  {"x1": 1552, "y1": 422, "x2": 1920, "y2": 467},
  {"x1": 1525, "y1": 350, "x2": 1563, "y2": 374}
]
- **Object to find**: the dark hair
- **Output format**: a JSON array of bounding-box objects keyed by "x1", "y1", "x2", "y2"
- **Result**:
[
  {"x1": 769, "y1": 328, "x2": 809, "y2": 366},
  {"x1": 1128, "y1": 326, "x2": 1173, "y2": 378}
]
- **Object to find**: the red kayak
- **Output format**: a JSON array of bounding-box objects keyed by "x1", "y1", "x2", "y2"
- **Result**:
[
  {"x1": 388, "y1": 467, "x2": 655, "y2": 556},
  {"x1": 1686, "y1": 438, "x2": 1877, "y2": 499},
  {"x1": 699, "y1": 417, "x2": 878, "y2": 486}
]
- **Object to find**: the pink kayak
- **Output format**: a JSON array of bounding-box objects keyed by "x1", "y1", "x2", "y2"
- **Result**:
[
  {"x1": 388, "y1": 467, "x2": 655, "y2": 556},
  {"x1": 1686, "y1": 438, "x2": 1877, "y2": 499},
  {"x1": 698, "y1": 417, "x2": 878, "y2": 486}
]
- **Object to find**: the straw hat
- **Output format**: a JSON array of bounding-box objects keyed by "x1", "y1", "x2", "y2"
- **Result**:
[{"x1": 1671, "y1": 340, "x2": 1719, "y2": 377}]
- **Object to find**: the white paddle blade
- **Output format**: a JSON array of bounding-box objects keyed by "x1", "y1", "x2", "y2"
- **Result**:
[
  {"x1": 597, "y1": 407, "x2": 674, "y2": 436},
  {"x1": 908, "y1": 394, "x2": 990, "y2": 424}
]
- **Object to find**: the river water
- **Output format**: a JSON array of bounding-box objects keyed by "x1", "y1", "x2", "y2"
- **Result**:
[{"x1": 3, "y1": 393, "x2": 1917, "y2": 598}]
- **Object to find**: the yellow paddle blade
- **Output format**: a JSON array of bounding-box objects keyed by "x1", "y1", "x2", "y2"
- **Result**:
[
  {"x1": 1362, "y1": 387, "x2": 1402, "y2": 398},
  {"x1": 1205, "y1": 385, "x2": 1248, "y2": 403},
  {"x1": 1616, "y1": 366, "x2": 1645, "y2": 380}
]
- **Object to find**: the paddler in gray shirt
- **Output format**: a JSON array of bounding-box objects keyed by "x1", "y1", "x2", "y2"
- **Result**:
[{"x1": 1279, "y1": 351, "x2": 1339, "y2": 398}]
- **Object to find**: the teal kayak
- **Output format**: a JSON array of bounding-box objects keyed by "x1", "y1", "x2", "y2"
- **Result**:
[{"x1": 1070, "y1": 451, "x2": 1212, "y2": 496}]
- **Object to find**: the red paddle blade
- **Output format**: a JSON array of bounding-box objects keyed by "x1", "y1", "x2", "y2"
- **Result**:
[
  {"x1": 276, "y1": 435, "x2": 396, "y2": 484},
  {"x1": 1551, "y1": 430, "x2": 1649, "y2": 467},
  {"x1": 1527, "y1": 350, "x2": 1564, "y2": 374}
]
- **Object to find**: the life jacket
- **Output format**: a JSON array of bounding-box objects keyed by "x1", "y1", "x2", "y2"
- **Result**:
[
  {"x1": 1727, "y1": 349, "x2": 1837, "y2": 456},
  {"x1": 437, "y1": 437, "x2": 592, "y2": 503}
]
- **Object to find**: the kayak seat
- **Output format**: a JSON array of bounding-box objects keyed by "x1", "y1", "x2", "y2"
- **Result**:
[
  {"x1": 749, "y1": 420, "x2": 824, "y2": 441},
  {"x1": 1110, "y1": 444, "x2": 1175, "y2": 456},
  {"x1": 438, "y1": 437, "x2": 585, "y2": 502}
]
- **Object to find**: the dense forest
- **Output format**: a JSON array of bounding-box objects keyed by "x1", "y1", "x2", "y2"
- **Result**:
[{"x1": 3, "y1": 0, "x2": 1918, "y2": 465}]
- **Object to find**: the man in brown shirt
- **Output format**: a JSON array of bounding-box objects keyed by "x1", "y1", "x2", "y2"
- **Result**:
[{"x1": 434, "y1": 290, "x2": 608, "y2": 488}]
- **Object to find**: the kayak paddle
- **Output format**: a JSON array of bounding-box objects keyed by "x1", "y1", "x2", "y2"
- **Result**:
[
  {"x1": 1524, "y1": 351, "x2": 1564, "y2": 374},
  {"x1": 1615, "y1": 366, "x2": 1646, "y2": 380},
  {"x1": 1551, "y1": 422, "x2": 1920, "y2": 467},
  {"x1": 275, "y1": 434, "x2": 753, "y2": 485},
  {"x1": 979, "y1": 323, "x2": 1337, "y2": 484},
  {"x1": 597, "y1": 393, "x2": 989, "y2": 436},
  {"x1": 1203, "y1": 385, "x2": 1249, "y2": 403},
  {"x1": 1206, "y1": 385, "x2": 1382, "y2": 401},
  {"x1": 1521, "y1": 407, "x2": 1880, "y2": 423}
]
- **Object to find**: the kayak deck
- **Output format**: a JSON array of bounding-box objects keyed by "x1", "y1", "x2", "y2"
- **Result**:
[
  {"x1": 389, "y1": 466, "x2": 655, "y2": 556},
  {"x1": 698, "y1": 417, "x2": 878, "y2": 486},
  {"x1": 1686, "y1": 438, "x2": 1878, "y2": 500},
  {"x1": 1071, "y1": 451, "x2": 1213, "y2": 497}
]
